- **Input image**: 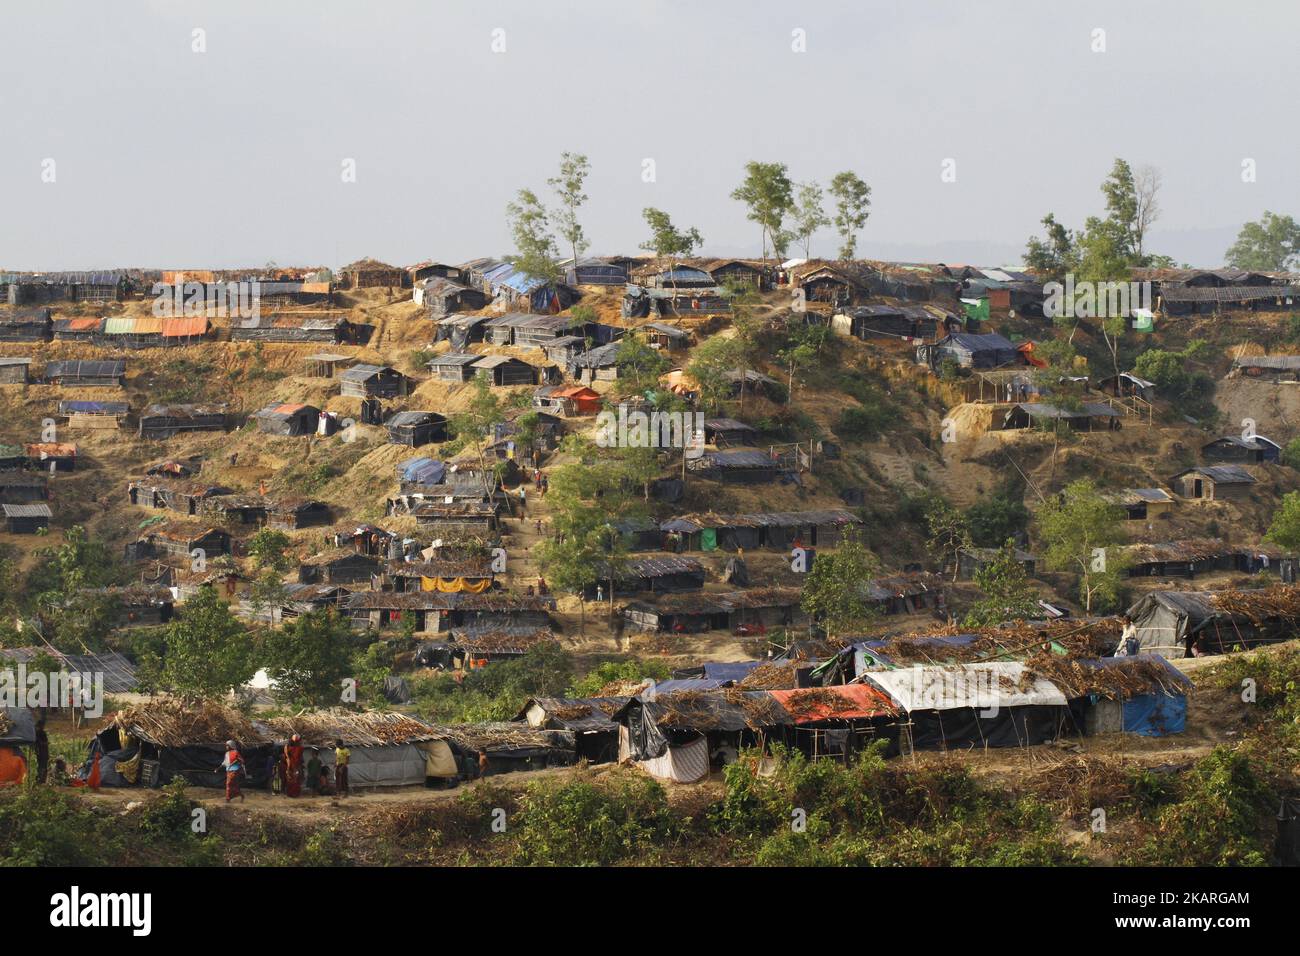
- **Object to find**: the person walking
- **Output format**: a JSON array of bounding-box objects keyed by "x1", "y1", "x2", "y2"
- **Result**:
[{"x1": 217, "y1": 740, "x2": 246, "y2": 803}]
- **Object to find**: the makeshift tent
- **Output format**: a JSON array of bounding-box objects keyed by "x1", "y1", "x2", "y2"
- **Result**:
[
  {"x1": 862, "y1": 662, "x2": 1071, "y2": 751},
  {"x1": 1125, "y1": 588, "x2": 1300, "y2": 658},
  {"x1": 262, "y1": 711, "x2": 444, "y2": 788}
]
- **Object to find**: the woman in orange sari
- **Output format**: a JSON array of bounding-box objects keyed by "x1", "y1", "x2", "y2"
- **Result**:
[{"x1": 284, "y1": 734, "x2": 304, "y2": 798}]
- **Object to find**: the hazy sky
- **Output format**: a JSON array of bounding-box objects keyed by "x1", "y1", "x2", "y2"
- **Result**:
[{"x1": 1, "y1": 0, "x2": 1296, "y2": 270}]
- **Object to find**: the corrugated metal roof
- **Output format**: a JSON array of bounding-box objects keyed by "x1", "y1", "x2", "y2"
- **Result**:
[
  {"x1": 161, "y1": 315, "x2": 209, "y2": 337},
  {"x1": 2, "y1": 503, "x2": 52, "y2": 518}
]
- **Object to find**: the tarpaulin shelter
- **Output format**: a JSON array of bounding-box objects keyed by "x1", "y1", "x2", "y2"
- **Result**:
[
  {"x1": 1124, "y1": 587, "x2": 1300, "y2": 658},
  {"x1": 1047, "y1": 656, "x2": 1192, "y2": 737},
  {"x1": 252, "y1": 402, "x2": 320, "y2": 436},
  {"x1": 385, "y1": 411, "x2": 447, "y2": 447},
  {"x1": 767, "y1": 684, "x2": 902, "y2": 759},
  {"x1": 438, "y1": 723, "x2": 576, "y2": 776},
  {"x1": 83, "y1": 699, "x2": 276, "y2": 790},
  {"x1": 613, "y1": 690, "x2": 792, "y2": 782},
  {"x1": 398, "y1": 456, "x2": 446, "y2": 487},
  {"x1": 0, "y1": 706, "x2": 37, "y2": 746},
  {"x1": 515, "y1": 696, "x2": 629, "y2": 763},
  {"x1": 262, "y1": 710, "x2": 447, "y2": 788},
  {"x1": 862, "y1": 662, "x2": 1071, "y2": 752}
]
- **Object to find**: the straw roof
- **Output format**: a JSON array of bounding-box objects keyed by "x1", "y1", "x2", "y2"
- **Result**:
[
  {"x1": 107, "y1": 698, "x2": 270, "y2": 747},
  {"x1": 262, "y1": 709, "x2": 440, "y2": 747}
]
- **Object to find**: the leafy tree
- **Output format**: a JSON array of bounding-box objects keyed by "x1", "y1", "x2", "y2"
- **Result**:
[
  {"x1": 925, "y1": 497, "x2": 971, "y2": 580},
  {"x1": 965, "y1": 494, "x2": 1030, "y2": 548},
  {"x1": 161, "y1": 587, "x2": 256, "y2": 698},
  {"x1": 1132, "y1": 345, "x2": 1217, "y2": 420},
  {"x1": 568, "y1": 658, "x2": 671, "y2": 698},
  {"x1": 640, "y1": 207, "x2": 703, "y2": 258},
  {"x1": 1024, "y1": 213, "x2": 1077, "y2": 282},
  {"x1": 262, "y1": 608, "x2": 356, "y2": 706},
  {"x1": 1282, "y1": 437, "x2": 1300, "y2": 470},
  {"x1": 776, "y1": 321, "x2": 828, "y2": 402},
  {"x1": 247, "y1": 528, "x2": 292, "y2": 572},
  {"x1": 449, "y1": 376, "x2": 506, "y2": 498},
  {"x1": 505, "y1": 188, "x2": 561, "y2": 284},
  {"x1": 800, "y1": 529, "x2": 879, "y2": 641},
  {"x1": 537, "y1": 449, "x2": 650, "y2": 628},
  {"x1": 791, "y1": 181, "x2": 830, "y2": 258},
  {"x1": 1265, "y1": 491, "x2": 1300, "y2": 552},
  {"x1": 1225, "y1": 211, "x2": 1300, "y2": 271},
  {"x1": 687, "y1": 336, "x2": 745, "y2": 412},
  {"x1": 731, "y1": 161, "x2": 794, "y2": 259},
  {"x1": 828, "y1": 171, "x2": 871, "y2": 260},
  {"x1": 614, "y1": 333, "x2": 670, "y2": 394},
  {"x1": 1035, "y1": 479, "x2": 1130, "y2": 613},
  {"x1": 963, "y1": 540, "x2": 1041, "y2": 627},
  {"x1": 547, "y1": 152, "x2": 590, "y2": 268}
]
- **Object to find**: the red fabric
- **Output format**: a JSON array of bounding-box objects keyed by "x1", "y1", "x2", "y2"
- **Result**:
[
  {"x1": 284, "y1": 743, "x2": 304, "y2": 797},
  {"x1": 225, "y1": 770, "x2": 241, "y2": 801}
]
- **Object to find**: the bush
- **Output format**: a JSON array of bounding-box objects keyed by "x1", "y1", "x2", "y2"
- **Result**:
[
  {"x1": 512, "y1": 773, "x2": 675, "y2": 866},
  {"x1": 1130, "y1": 748, "x2": 1273, "y2": 866}
]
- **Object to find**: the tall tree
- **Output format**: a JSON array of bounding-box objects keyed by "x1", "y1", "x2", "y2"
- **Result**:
[
  {"x1": 640, "y1": 207, "x2": 704, "y2": 258},
  {"x1": 1265, "y1": 491, "x2": 1300, "y2": 552},
  {"x1": 1035, "y1": 479, "x2": 1130, "y2": 613},
  {"x1": 1132, "y1": 164, "x2": 1162, "y2": 261},
  {"x1": 161, "y1": 587, "x2": 256, "y2": 699},
  {"x1": 731, "y1": 161, "x2": 795, "y2": 259},
  {"x1": 505, "y1": 188, "x2": 561, "y2": 284},
  {"x1": 800, "y1": 529, "x2": 878, "y2": 641},
  {"x1": 828, "y1": 171, "x2": 872, "y2": 260},
  {"x1": 963, "y1": 540, "x2": 1041, "y2": 627},
  {"x1": 1099, "y1": 158, "x2": 1139, "y2": 261},
  {"x1": 449, "y1": 376, "x2": 506, "y2": 499},
  {"x1": 1024, "y1": 213, "x2": 1077, "y2": 281},
  {"x1": 791, "y1": 181, "x2": 831, "y2": 258},
  {"x1": 262, "y1": 608, "x2": 356, "y2": 706},
  {"x1": 687, "y1": 336, "x2": 744, "y2": 413},
  {"x1": 1226, "y1": 211, "x2": 1300, "y2": 271},
  {"x1": 548, "y1": 152, "x2": 590, "y2": 269},
  {"x1": 925, "y1": 497, "x2": 971, "y2": 581}
]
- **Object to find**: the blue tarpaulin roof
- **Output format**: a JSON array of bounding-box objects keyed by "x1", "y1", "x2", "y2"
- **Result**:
[
  {"x1": 699, "y1": 661, "x2": 762, "y2": 682},
  {"x1": 399, "y1": 457, "x2": 446, "y2": 485}
]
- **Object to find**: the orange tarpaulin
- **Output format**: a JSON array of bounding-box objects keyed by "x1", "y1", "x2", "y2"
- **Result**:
[
  {"x1": 0, "y1": 746, "x2": 28, "y2": 786},
  {"x1": 420, "y1": 576, "x2": 492, "y2": 594}
]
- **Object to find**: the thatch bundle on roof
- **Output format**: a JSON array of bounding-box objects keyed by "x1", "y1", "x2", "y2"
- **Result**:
[
  {"x1": 107, "y1": 698, "x2": 268, "y2": 747},
  {"x1": 1211, "y1": 585, "x2": 1300, "y2": 622},
  {"x1": 1021, "y1": 653, "x2": 1191, "y2": 700},
  {"x1": 262, "y1": 709, "x2": 439, "y2": 747},
  {"x1": 737, "y1": 661, "x2": 800, "y2": 690}
]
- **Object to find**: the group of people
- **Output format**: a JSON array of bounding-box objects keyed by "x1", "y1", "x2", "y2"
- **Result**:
[{"x1": 218, "y1": 735, "x2": 351, "y2": 803}]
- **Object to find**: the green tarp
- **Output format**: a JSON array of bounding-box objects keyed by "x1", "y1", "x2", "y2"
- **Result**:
[{"x1": 701, "y1": 528, "x2": 717, "y2": 551}]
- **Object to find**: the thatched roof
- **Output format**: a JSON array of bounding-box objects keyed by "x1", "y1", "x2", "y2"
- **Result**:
[
  {"x1": 262, "y1": 709, "x2": 440, "y2": 747},
  {"x1": 106, "y1": 699, "x2": 270, "y2": 748}
]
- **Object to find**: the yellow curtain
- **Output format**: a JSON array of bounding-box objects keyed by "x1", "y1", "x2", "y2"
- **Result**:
[{"x1": 420, "y1": 576, "x2": 492, "y2": 594}]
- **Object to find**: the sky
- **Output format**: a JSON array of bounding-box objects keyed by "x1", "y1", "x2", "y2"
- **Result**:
[{"x1": 0, "y1": 0, "x2": 1296, "y2": 271}]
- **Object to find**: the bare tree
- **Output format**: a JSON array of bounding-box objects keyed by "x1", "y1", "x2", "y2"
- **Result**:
[{"x1": 1133, "y1": 165, "x2": 1162, "y2": 261}]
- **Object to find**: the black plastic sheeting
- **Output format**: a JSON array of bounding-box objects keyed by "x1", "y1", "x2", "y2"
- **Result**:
[
  {"x1": 622, "y1": 699, "x2": 671, "y2": 760},
  {"x1": 908, "y1": 705, "x2": 1071, "y2": 750},
  {"x1": 79, "y1": 727, "x2": 276, "y2": 789}
]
